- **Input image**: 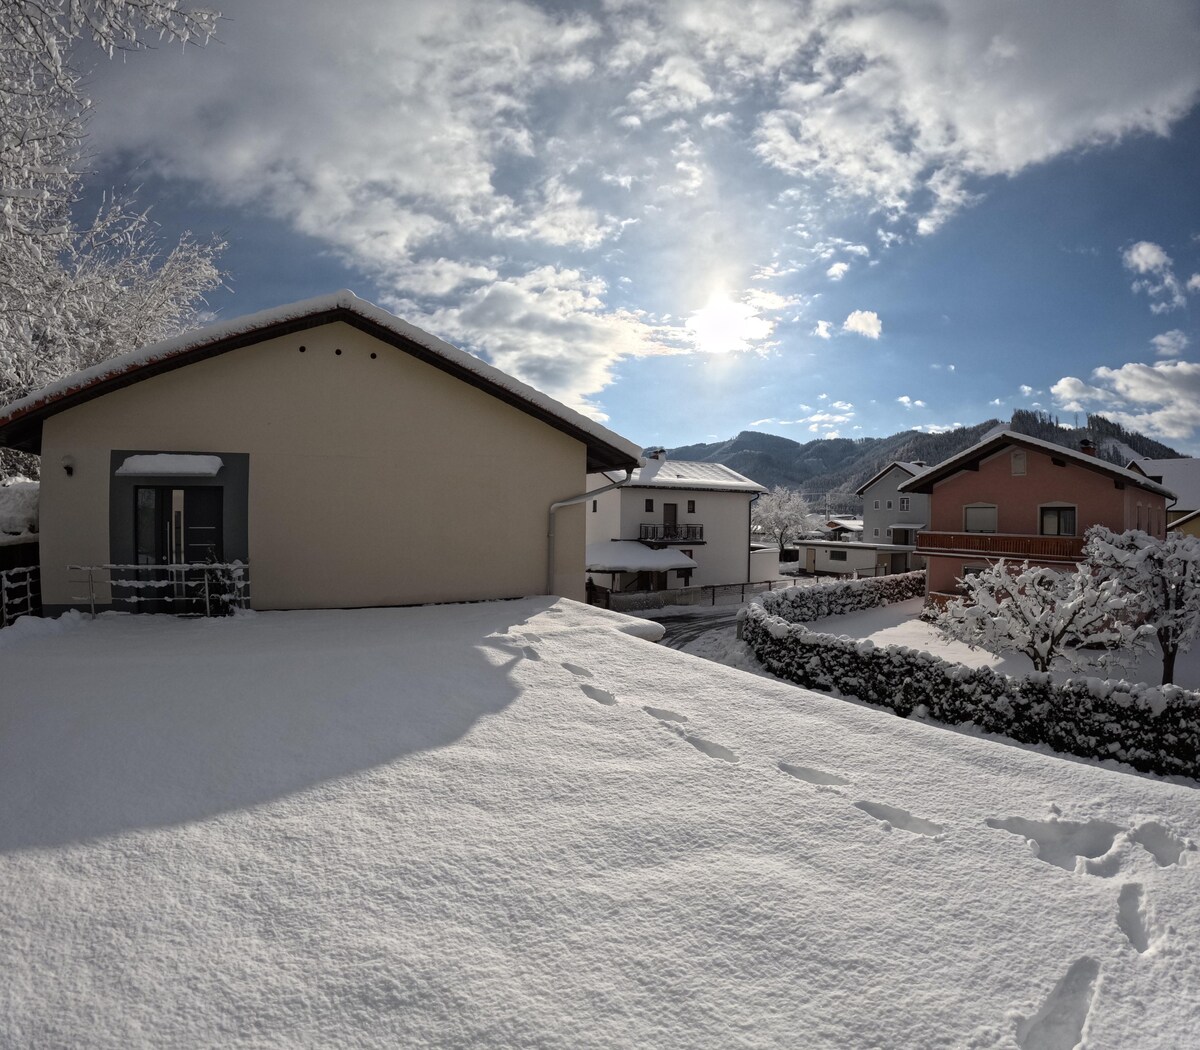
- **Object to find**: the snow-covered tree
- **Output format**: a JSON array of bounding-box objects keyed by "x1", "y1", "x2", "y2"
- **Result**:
[
  {"x1": 752, "y1": 485, "x2": 817, "y2": 555},
  {"x1": 935, "y1": 560, "x2": 1131, "y2": 673},
  {"x1": 1, "y1": 0, "x2": 223, "y2": 475},
  {"x1": 1083, "y1": 526, "x2": 1200, "y2": 685}
]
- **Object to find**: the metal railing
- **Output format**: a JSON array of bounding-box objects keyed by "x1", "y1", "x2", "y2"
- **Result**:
[
  {"x1": 638, "y1": 523, "x2": 705, "y2": 543},
  {"x1": 915, "y1": 531, "x2": 1085, "y2": 562},
  {"x1": 1, "y1": 565, "x2": 40, "y2": 628},
  {"x1": 69, "y1": 562, "x2": 251, "y2": 617}
]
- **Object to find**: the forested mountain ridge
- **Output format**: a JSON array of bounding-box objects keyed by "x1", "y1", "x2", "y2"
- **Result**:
[{"x1": 663, "y1": 412, "x2": 1182, "y2": 514}]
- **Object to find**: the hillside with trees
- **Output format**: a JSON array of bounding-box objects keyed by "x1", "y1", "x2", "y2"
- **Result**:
[{"x1": 665, "y1": 412, "x2": 1182, "y2": 515}]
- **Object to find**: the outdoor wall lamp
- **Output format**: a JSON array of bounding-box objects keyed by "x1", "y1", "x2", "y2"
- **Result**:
[{"x1": 61, "y1": 455, "x2": 75, "y2": 476}]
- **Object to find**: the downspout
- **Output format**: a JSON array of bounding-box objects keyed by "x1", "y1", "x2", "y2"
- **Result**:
[
  {"x1": 748, "y1": 491, "x2": 761, "y2": 584},
  {"x1": 547, "y1": 468, "x2": 635, "y2": 596}
]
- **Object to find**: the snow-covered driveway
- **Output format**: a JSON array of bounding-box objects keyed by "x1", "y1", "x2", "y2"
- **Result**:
[{"x1": 1, "y1": 600, "x2": 1197, "y2": 1048}]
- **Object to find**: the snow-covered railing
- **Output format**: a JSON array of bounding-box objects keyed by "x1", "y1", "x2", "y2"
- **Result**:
[
  {"x1": 1, "y1": 565, "x2": 39, "y2": 628},
  {"x1": 69, "y1": 562, "x2": 250, "y2": 617},
  {"x1": 739, "y1": 601, "x2": 1200, "y2": 780}
]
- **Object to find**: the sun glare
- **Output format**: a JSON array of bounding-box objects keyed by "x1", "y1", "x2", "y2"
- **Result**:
[{"x1": 686, "y1": 296, "x2": 772, "y2": 355}]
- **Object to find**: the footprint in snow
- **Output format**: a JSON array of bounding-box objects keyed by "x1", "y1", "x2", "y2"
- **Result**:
[
  {"x1": 581, "y1": 684, "x2": 617, "y2": 706},
  {"x1": 1128, "y1": 821, "x2": 1191, "y2": 867},
  {"x1": 1016, "y1": 956, "x2": 1099, "y2": 1050},
  {"x1": 522, "y1": 632, "x2": 543, "y2": 642},
  {"x1": 662, "y1": 723, "x2": 738, "y2": 763},
  {"x1": 520, "y1": 646, "x2": 541, "y2": 661},
  {"x1": 1116, "y1": 883, "x2": 1154, "y2": 954},
  {"x1": 643, "y1": 706, "x2": 688, "y2": 724},
  {"x1": 778, "y1": 762, "x2": 851, "y2": 787},
  {"x1": 562, "y1": 662, "x2": 592, "y2": 678},
  {"x1": 985, "y1": 816, "x2": 1124, "y2": 874},
  {"x1": 854, "y1": 801, "x2": 945, "y2": 838}
]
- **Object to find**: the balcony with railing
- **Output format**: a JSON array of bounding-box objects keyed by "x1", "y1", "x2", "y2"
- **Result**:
[
  {"x1": 915, "y1": 531, "x2": 1085, "y2": 562},
  {"x1": 638, "y1": 523, "x2": 705, "y2": 544}
]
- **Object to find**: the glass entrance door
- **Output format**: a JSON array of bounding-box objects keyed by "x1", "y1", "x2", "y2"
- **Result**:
[{"x1": 134, "y1": 487, "x2": 224, "y2": 611}]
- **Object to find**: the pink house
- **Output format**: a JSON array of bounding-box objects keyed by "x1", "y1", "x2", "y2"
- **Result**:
[{"x1": 898, "y1": 430, "x2": 1175, "y2": 601}]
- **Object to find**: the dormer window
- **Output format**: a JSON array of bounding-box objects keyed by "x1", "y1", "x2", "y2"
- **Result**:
[{"x1": 1012, "y1": 451, "x2": 1026, "y2": 476}]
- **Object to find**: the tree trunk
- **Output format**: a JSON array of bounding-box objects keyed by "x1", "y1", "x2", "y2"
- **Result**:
[{"x1": 1161, "y1": 645, "x2": 1177, "y2": 686}]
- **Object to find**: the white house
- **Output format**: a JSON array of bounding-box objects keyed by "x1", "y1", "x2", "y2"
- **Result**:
[
  {"x1": 0, "y1": 291, "x2": 643, "y2": 614},
  {"x1": 853, "y1": 460, "x2": 930, "y2": 571},
  {"x1": 1127, "y1": 457, "x2": 1200, "y2": 523},
  {"x1": 585, "y1": 451, "x2": 766, "y2": 593}
]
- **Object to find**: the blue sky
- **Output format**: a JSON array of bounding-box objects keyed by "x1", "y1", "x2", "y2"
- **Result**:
[{"x1": 80, "y1": 0, "x2": 1200, "y2": 450}]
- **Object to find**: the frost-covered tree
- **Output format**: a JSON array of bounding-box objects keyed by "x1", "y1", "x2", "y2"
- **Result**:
[
  {"x1": 752, "y1": 485, "x2": 817, "y2": 555},
  {"x1": 1, "y1": 0, "x2": 223, "y2": 475},
  {"x1": 935, "y1": 560, "x2": 1131, "y2": 673},
  {"x1": 1083, "y1": 526, "x2": 1200, "y2": 685}
]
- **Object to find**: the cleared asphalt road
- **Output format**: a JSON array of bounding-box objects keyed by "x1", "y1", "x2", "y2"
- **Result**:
[{"x1": 652, "y1": 610, "x2": 741, "y2": 651}]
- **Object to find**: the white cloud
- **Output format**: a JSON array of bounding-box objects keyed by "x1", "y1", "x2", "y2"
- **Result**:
[
  {"x1": 1151, "y1": 330, "x2": 1189, "y2": 358},
  {"x1": 1188, "y1": 274, "x2": 1200, "y2": 293},
  {"x1": 1019, "y1": 384, "x2": 1034, "y2": 396},
  {"x1": 1123, "y1": 241, "x2": 1187, "y2": 313},
  {"x1": 989, "y1": 398, "x2": 1003, "y2": 406},
  {"x1": 1052, "y1": 361, "x2": 1200, "y2": 442},
  {"x1": 842, "y1": 310, "x2": 882, "y2": 339},
  {"x1": 626, "y1": 54, "x2": 714, "y2": 121},
  {"x1": 897, "y1": 396, "x2": 926, "y2": 408},
  {"x1": 826, "y1": 261, "x2": 850, "y2": 281},
  {"x1": 812, "y1": 320, "x2": 833, "y2": 339}
]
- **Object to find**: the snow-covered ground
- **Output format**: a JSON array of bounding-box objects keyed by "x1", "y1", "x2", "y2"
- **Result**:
[{"x1": 2, "y1": 599, "x2": 1198, "y2": 1048}]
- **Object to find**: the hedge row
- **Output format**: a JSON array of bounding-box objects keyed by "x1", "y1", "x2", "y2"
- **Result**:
[
  {"x1": 739, "y1": 603, "x2": 1200, "y2": 780},
  {"x1": 759, "y1": 570, "x2": 927, "y2": 624}
]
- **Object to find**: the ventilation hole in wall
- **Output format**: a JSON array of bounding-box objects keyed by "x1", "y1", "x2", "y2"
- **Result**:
[
  {"x1": 298, "y1": 345, "x2": 306, "y2": 353},
  {"x1": 370, "y1": 352, "x2": 377, "y2": 359},
  {"x1": 335, "y1": 348, "x2": 342, "y2": 356}
]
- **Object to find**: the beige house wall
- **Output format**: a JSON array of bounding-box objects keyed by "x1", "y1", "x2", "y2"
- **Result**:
[{"x1": 38, "y1": 321, "x2": 587, "y2": 610}]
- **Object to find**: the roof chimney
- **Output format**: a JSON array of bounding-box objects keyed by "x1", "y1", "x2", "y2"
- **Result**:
[
  {"x1": 648, "y1": 447, "x2": 667, "y2": 461},
  {"x1": 1079, "y1": 438, "x2": 1097, "y2": 457}
]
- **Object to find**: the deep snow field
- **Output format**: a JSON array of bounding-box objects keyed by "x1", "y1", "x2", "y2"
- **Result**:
[{"x1": 2, "y1": 598, "x2": 1198, "y2": 1048}]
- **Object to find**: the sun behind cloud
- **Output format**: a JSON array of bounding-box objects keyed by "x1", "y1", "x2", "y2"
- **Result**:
[{"x1": 686, "y1": 295, "x2": 773, "y2": 355}]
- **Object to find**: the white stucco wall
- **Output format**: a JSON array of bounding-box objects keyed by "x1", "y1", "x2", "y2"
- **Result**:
[
  {"x1": 861, "y1": 466, "x2": 930, "y2": 543},
  {"x1": 38, "y1": 321, "x2": 589, "y2": 610}
]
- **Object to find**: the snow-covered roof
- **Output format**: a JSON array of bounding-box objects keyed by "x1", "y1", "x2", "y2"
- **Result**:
[
  {"x1": 586, "y1": 540, "x2": 698, "y2": 573},
  {"x1": 899, "y1": 429, "x2": 1176, "y2": 499},
  {"x1": 7, "y1": 599, "x2": 1195, "y2": 1047},
  {"x1": 1128, "y1": 458, "x2": 1200, "y2": 509},
  {"x1": 0, "y1": 290, "x2": 644, "y2": 474},
  {"x1": 611, "y1": 458, "x2": 766, "y2": 493},
  {"x1": 854, "y1": 460, "x2": 929, "y2": 496},
  {"x1": 825, "y1": 518, "x2": 863, "y2": 531}
]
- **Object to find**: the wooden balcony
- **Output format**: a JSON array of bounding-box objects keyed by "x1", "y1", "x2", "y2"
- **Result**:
[
  {"x1": 916, "y1": 531, "x2": 1084, "y2": 562},
  {"x1": 639, "y1": 523, "x2": 704, "y2": 543}
]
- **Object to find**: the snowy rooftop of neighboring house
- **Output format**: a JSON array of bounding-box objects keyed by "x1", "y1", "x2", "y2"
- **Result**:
[
  {"x1": 854, "y1": 460, "x2": 930, "y2": 496},
  {"x1": 899, "y1": 429, "x2": 1177, "y2": 499},
  {"x1": 0, "y1": 476, "x2": 38, "y2": 538},
  {"x1": 585, "y1": 540, "x2": 698, "y2": 573},
  {"x1": 2, "y1": 599, "x2": 1197, "y2": 1046},
  {"x1": 605, "y1": 454, "x2": 766, "y2": 493},
  {"x1": 0, "y1": 290, "x2": 643, "y2": 473},
  {"x1": 825, "y1": 517, "x2": 863, "y2": 531},
  {"x1": 1128, "y1": 458, "x2": 1200, "y2": 510}
]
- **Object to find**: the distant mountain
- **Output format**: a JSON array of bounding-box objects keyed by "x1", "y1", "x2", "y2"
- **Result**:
[{"x1": 662, "y1": 412, "x2": 1182, "y2": 515}]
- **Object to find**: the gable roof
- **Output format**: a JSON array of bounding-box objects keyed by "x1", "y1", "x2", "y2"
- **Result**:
[
  {"x1": 605, "y1": 458, "x2": 766, "y2": 493},
  {"x1": 1127, "y1": 458, "x2": 1200, "y2": 509},
  {"x1": 854, "y1": 460, "x2": 929, "y2": 497},
  {"x1": 897, "y1": 429, "x2": 1176, "y2": 499},
  {"x1": 0, "y1": 290, "x2": 644, "y2": 473}
]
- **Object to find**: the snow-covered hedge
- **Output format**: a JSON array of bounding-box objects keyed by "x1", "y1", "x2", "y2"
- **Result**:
[
  {"x1": 759, "y1": 570, "x2": 926, "y2": 623},
  {"x1": 0, "y1": 477, "x2": 38, "y2": 537},
  {"x1": 740, "y1": 603, "x2": 1200, "y2": 780}
]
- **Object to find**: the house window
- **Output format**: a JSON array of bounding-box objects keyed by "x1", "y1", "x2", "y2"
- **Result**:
[
  {"x1": 899, "y1": 497, "x2": 910, "y2": 511},
  {"x1": 645, "y1": 498, "x2": 654, "y2": 512},
  {"x1": 886, "y1": 500, "x2": 893, "y2": 510},
  {"x1": 873, "y1": 528, "x2": 880, "y2": 537},
  {"x1": 591, "y1": 499, "x2": 597, "y2": 513},
  {"x1": 681, "y1": 549, "x2": 693, "y2": 560},
  {"x1": 687, "y1": 499, "x2": 696, "y2": 514},
  {"x1": 886, "y1": 528, "x2": 892, "y2": 538},
  {"x1": 829, "y1": 550, "x2": 848, "y2": 562},
  {"x1": 1012, "y1": 451, "x2": 1026, "y2": 476},
  {"x1": 964, "y1": 504, "x2": 998, "y2": 534},
  {"x1": 1039, "y1": 505, "x2": 1076, "y2": 536},
  {"x1": 959, "y1": 564, "x2": 989, "y2": 592},
  {"x1": 873, "y1": 500, "x2": 880, "y2": 510}
]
